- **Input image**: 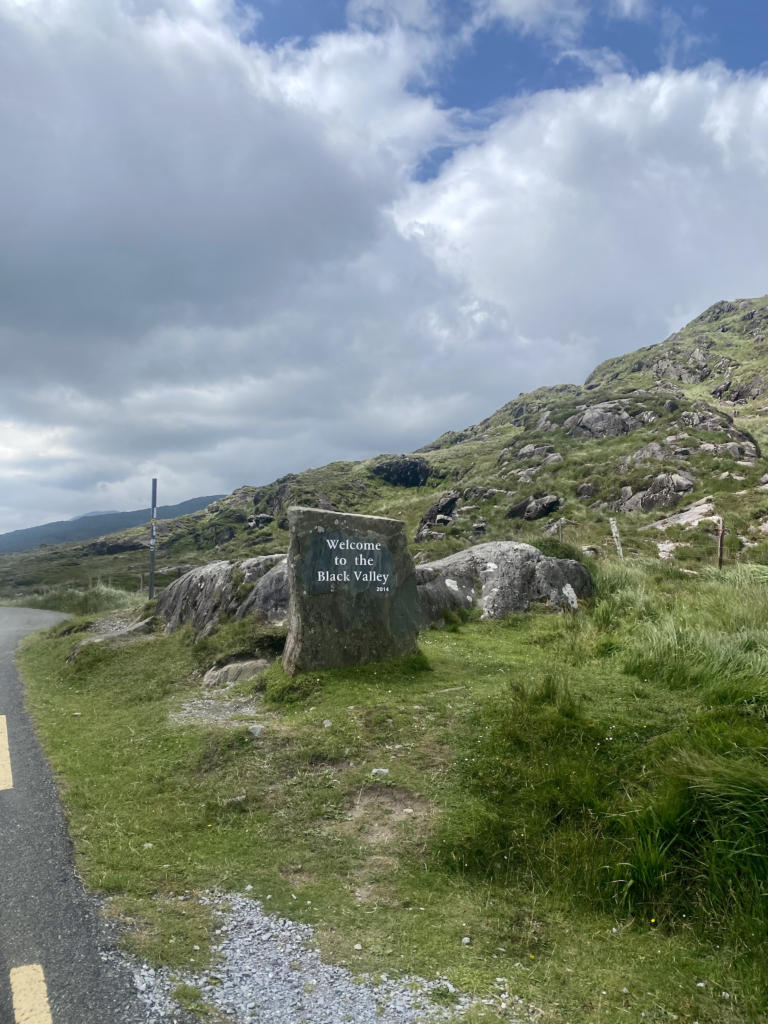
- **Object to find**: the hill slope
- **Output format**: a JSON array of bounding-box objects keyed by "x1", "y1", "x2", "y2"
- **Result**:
[
  {"x1": 3, "y1": 293, "x2": 768, "y2": 597},
  {"x1": 0, "y1": 495, "x2": 226, "y2": 554}
]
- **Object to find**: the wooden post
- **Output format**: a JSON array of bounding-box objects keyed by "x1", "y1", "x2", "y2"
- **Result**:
[
  {"x1": 609, "y1": 517, "x2": 624, "y2": 561},
  {"x1": 149, "y1": 478, "x2": 157, "y2": 599},
  {"x1": 717, "y1": 517, "x2": 725, "y2": 570}
]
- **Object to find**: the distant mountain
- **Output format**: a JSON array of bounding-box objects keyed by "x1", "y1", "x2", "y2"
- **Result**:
[
  {"x1": 0, "y1": 496, "x2": 226, "y2": 554},
  {"x1": 70, "y1": 510, "x2": 120, "y2": 520}
]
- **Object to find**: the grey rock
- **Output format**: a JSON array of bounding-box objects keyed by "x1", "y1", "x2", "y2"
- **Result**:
[
  {"x1": 517, "y1": 443, "x2": 553, "y2": 461},
  {"x1": 415, "y1": 541, "x2": 592, "y2": 625},
  {"x1": 203, "y1": 659, "x2": 270, "y2": 687},
  {"x1": 505, "y1": 496, "x2": 533, "y2": 519},
  {"x1": 565, "y1": 402, "x2": 639, "y2": 440},
  {"x1": 247, "y1": 513, "x2": 275, "y2": 529},
  {"x1": 697, "y1": 299, "x2": 735, "y2": 322},
  {"x1": 370, "y1": 456, "x2": 431, "y2": 488},
  {"x1": 247, "y1": 724, "x2": 266, "y2": 739},
  {"x1": 540, "y1": 452, "x2": 563, "y2": 466},
  {"x1": 282, "y1": 507, "x2": 420, "y2": 675},
  {"x1": 415, "y1": 490, "x2": 461, "y2": 542},
  {"x1": 524, "y1": 494, "x2": 561, "y2": 520},
  {"x1": 631, "y1": 441, "x2": 671, "y2": 463},
  {"x1": 157, "y1": 554, "x2": 288, "y2": 633},
  {"x1": 66, "y1": 617, "x2": 156, "y2": 662}
]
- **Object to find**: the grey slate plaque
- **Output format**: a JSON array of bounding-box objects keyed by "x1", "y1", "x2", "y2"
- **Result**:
[{"x1": 282, "y1": 507, "x2": 420, "y2": 675}]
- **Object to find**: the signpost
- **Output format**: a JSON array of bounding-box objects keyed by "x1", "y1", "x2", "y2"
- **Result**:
[{"x1": 149, "y1": 478, "x2": 157, "y2": 599}]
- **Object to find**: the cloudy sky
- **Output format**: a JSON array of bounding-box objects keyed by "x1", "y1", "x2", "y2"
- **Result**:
[{"x1": 1, "y1": 0, "x2": 767, "y2": 529}]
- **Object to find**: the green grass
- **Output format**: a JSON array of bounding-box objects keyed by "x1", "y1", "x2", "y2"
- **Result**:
[
  {"x1": 4, "y1": 582, "x2": 145, "y2": 615},
  {"x1": 16, "y1": 564, "x2": 768, "y2": 1023}
]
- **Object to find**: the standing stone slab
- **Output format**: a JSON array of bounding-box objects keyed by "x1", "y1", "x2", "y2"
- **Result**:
[{"x1": 282, "y1": 507, "x2": 420, "y2": 675}]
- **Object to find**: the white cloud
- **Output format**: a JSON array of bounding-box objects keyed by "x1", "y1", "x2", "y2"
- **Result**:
[
  {"x1": 0, "y1": 0, "x2": 767, "y2": 531},
  {"x1": 397, "y1": 62, "x2": 768, "y2": 371}
]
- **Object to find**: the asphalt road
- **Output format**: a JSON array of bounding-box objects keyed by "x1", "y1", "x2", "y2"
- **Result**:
[{"x1": 0, "y1": 607, "x2": 150, "y2": 1024}]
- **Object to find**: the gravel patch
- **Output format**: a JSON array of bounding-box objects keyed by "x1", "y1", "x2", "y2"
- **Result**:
[
  {"x1": 87, "y1": 613, "x2": 135, "y2": 634},
  {"x1": 128, "y1": 893, "x2": 530, "y2": 1022},
  {"x1": 169, "y1": 697, "x2": 263, "y2": 728}
]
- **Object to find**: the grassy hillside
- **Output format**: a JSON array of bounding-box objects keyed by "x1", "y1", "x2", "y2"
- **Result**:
[{"x1": 3, "y1": 293, "x2": 768, "y2": 602}]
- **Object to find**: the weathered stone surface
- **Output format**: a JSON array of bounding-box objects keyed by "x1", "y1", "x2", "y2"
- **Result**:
[
  {"x1": 626, "y1": 441, "x2": 670, "y2": 465},
  {"x1": 415, "y1": 541, "x2": 591, "y2": 625},
  {"x1": 517, "y1": 443, "x2": 553, "y2": 461},
  {"x1": 282, "y1": 507, "x2": 420, "y2": 675},
  {"x1": 67, "y1": 617, "x2": 156, "y2": 662},
  {"x1": 415, "y1": 490, "x2": 461, "y2": 542},
  {"x1": 157, "y1": 554, "x2": 287, "y2": 633},
  {"x1": 203, "y1": 659, "x2": 270, "y2": 687},
  {"x1": 564, "y1": 402, "x2": 639, "y2": 440},
  {"x1": 615, "y1": 471, "x2": 695, "y2": 513},
  {"x1": 506, "y1": 496, "x2": 533, "y2": 519},
  {"x1": 525, "y1": 494, "x2": 562, "y2": 520},
  {"x1": 247, "y1": 513, "x2": 274, "y2": 529},
  {"x1": 507, "y1": 494, "x2": 562, "y2": 521},
  {"x1": 371, "y1": 456, "x2": 431, "y2": 488}
]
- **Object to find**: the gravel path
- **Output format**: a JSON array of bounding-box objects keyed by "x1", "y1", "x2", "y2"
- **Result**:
[{"x1": 129, "y1": 893, "x2": 528, "y2": 1023}]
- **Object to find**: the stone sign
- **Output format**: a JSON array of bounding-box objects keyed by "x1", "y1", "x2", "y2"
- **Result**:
[{"x1": 282, "y1": 507, "x2": 420, "y2": 675}]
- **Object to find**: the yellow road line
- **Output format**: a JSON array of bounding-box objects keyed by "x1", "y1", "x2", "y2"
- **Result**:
[
  {"x1": 0, "y1": 715, "x2": 12, "y2": 791},
  {"x1": 9, "y1": 964, "x2": 53, "y2": 1023}
]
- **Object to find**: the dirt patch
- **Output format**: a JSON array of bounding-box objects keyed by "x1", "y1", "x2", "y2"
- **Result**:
[
  {"x1": 343, "y1": 786, "x2": 432, "y2": 846},
  {"x1": 348, "y1": 786, "x2": 430, "y2": 822},
  {"x1": 279, "y1": 867, "x2": 317, "y2": 888}
]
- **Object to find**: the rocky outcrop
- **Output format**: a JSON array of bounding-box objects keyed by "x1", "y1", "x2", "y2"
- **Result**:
[
  {"x1": 416, "y1": 541, "x2": 592, "y2": 625},
  {"x1": 615, "y1": 472, "x2": 695, "y2": 513},
  {"x1": 505, "y1": 494, "x2": 562, "y2": 520},
  {"x1": 157, "y1": 539, "x2": 592, "y2": 636},
  {"x1": 517, "y1": 443, "x2": 554, "y2": 461},
  {"x1": 67, "y1": 617, "x2": 156, "y2": 662},
  {"x1": 415, "y1": 491, "x2": 461, "y2": 542},
  {"x1": 371, "y1": 456, "x2": 431, "y2": 488},
  {"x1": 203, "y1": 659, "x2": 270, "y2": 687},
  {"x1": 156, "y1": 554, "x2": 288, "y2": 633},
  {"x1": 564, "y1": 402, "x2": 641, "y2": 440}
]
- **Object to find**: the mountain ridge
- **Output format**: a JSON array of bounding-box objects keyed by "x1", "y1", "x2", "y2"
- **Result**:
[{"x1": 0, "y1": 495, "x2": 226, "y2": 554}]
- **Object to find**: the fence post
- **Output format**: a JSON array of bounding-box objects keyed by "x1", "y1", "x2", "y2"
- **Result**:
[
  {"x1": 149, "y1": 478, "x2": 157, "y2": 600},
  {"x1": 609, "y1": 517, "x2": 624, "y2": 561},
  {"x1": 717, "y1": 517, "x2": 725, "y2": 570}
]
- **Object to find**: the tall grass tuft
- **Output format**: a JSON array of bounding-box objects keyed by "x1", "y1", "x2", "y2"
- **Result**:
[{"x1": 7, "y1": 583, "x2": 144, "y2": 616}]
